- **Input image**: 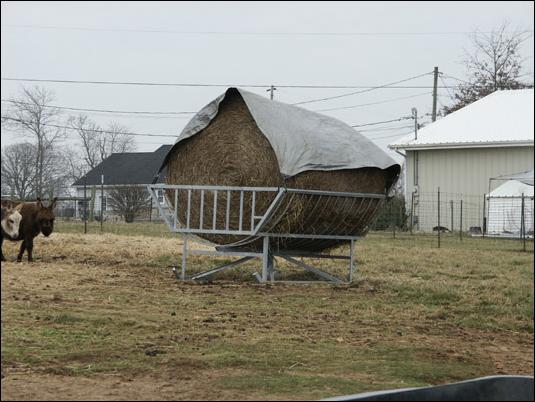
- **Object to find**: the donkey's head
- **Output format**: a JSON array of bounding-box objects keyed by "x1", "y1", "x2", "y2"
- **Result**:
[
  {"x1": 36, "y1": 197, "x2": 57, "y2": 237},
  {"x1": 1, "y1": 206, "x2": 22, "y2": 239}
]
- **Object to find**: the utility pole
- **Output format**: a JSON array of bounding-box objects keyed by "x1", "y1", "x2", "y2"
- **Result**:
[
  {"x1": 412, "y1": 107, "x2": 419, "y2": 195},
  {"x1": 267, "y1": 85, "x2": 277, "y2": 100},
  {"x1": 411, "y1": 107, "x2": 418, "y2": 140},
  {"x1": 432, "y1": 66, "x2": 439, "y2": 122}
]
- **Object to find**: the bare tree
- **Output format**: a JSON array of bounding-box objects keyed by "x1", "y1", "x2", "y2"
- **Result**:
[
  {"x1": 41, "y1": 144, "x2": 71, "y2": 198},
  {"x1": 66, "y1": 114, "x2": 102, "y2": 170},
  {"x1": 67, "y1": 114, "x2": 136, "y2": 171},
  {"x1": 1, "y1": 86, "x2": 65, "y2": 197},
  {"x1": 1, "y1": 143, "x2": 37, "y2": 199},
  {"x1": 62, "y1": 145, "x2": 87, "y2": 184},
  {"x1": 443, "y1": 22, "x2": 533, "y2": 115},
  {"x1": 1, "y1": 142, "x2": 70, "y2": 200},
  {"x1": 101, "y1": 122, "x2": 136, "y2": 156},
  {"x1": 107, "y1": 186, "x2": 151, "y2": 223}
]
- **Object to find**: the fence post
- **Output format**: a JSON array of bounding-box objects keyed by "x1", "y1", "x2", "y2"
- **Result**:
[
  {"x1": 83, "y1": 178, "x2": 87, "y2": 234},
  {"x1": 149, "y1": 196, "x2": 153, "y2": 222},
  {"x1": 437, "y1": 187, "x2": 441, "y2": 248},
  {"x1": 521, "y1": 193, "x2": 526, "y2": 252},
  {"x1": 450, "y1": 200, "x2": 454, "y2": 234},
  {"x1": 482, "y1": 195, "x2": 486, "y2": 237},
  {"x1": 392, "y1": 201, "x2": 396, "y2": 239},
  {"x1": 100, "y1": 174, "x2": 104, "y2": 233},
  {"x1": 410, "y1": 191, "x2": 415, "y2": 235},
  {"x1": 486, "y1": 193, "x2": 491, "y2": 236},
  {"x1": 460, "y1": 199, "x2": 463, "y2": 241}
]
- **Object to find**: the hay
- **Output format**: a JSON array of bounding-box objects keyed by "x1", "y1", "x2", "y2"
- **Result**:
[{"x1": 165, "y1": 89, "x2": 399, "y2": 251}]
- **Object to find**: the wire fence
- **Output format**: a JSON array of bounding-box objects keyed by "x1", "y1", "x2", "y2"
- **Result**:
[
  {"x1": 370, "y1": 190, "x2": 534, "y2": 252},
  {"x1": 3, "y1": 188, "x2": 534, "y2": 252}
]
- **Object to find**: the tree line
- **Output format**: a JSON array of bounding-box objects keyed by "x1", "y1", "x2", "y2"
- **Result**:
[{"x1": 1, "y1": 86, "x2": 136, "y2": 200}]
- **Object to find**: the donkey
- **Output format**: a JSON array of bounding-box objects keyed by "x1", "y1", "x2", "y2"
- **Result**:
[
  {"x1": 1, "y1": 205, "x2": 23, "y2": 261},
  {"x1": 1, "y1": 198, "x2": 57, "y2": 262}
]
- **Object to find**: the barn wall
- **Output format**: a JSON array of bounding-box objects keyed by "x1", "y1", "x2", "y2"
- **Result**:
[{"x1": 403, "y1": 146, "x2": 534, "y2": 232}]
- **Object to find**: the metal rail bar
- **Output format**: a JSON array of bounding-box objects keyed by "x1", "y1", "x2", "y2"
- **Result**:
[
  {"x1": 190, "y1": 256, "x2": 255, "y2": 281},
  {"x1": 151, "y1": 184, "x2": 280, "y2": 192},
  {"x1": 285, "y1": 188, "x2": 386, "y2": 199},
  {"x1": 147, "y1": 186, "x2": 174, "y2": 230},
  {"x1": 278, "y1": 254, "x2": 344, "y2": 284}
]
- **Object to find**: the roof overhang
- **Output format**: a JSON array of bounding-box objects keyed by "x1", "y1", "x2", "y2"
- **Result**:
[{"x1": 388, "y1": 140, "x2": 534, "y2": 151}]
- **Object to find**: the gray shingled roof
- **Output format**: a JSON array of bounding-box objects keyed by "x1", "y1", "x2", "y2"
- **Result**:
[{"x1": 72, "y1": 145, "x2": 172, "y2": 186}]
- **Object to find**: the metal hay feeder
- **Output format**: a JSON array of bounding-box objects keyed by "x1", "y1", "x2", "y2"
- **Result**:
[{"x1": 148, "y1": 184, "x2": 386, "y2": 283}]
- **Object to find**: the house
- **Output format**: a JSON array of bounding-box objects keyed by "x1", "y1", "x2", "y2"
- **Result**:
[
  {"x1": 389, "y1": 89, "x2": 534, "y2": 232},
  {"x1": 72, "y1": 145, "x2": 172, "y2": 220}
]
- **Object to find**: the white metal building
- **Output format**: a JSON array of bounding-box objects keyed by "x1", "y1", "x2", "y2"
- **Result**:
[{"x1": 389, "y1": 89, "x2": 534, "y2": 232}]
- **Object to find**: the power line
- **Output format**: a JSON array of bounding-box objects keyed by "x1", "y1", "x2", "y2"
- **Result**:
[
  {"x1": 3, "y1": 24, "x2": 532, "y2": 36},
  {"x1": 1, "y1": 99, "x2": 196, "y2": 115},
  {"x1": 351, "y1": 116, "x2": 413, "y2": 127},
  {"x1": 1, "y1": 116, "x2": 178, "y2": 138},
  {"x1": 1, "y1": 94, "x2": 432, "y2": 118},
  {"x1": 442, "y1": 71, "x2": 535, "y2": 85},
  {"x1": 0, "y1": 77, "x2": 459, "y2": 90},
  {"x1": 439, "y1": 72, "x2": 470, "y2": 85},
  {"x1": 365, "y1": 130, "x2": 415, "y2": 141},
  {"x1": 358, "y1": 124, "x2": 414, "y2": 133},
  {"x1": 314, "y1": 91, "x2": 431, "y2": 112},
  {"x1": 439, "y1": 75, "x2": 456, "y2": 101},
  {"x1": 291, "y1": 72, "x2": 434, "y2": 105},
  {"x1": 0, "y1": 77, "x2": 268, "y2": 88}
]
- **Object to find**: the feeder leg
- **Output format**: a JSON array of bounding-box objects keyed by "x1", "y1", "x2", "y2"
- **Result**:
[
  {"x1": 348, "y1": 239, "x2": 355, "y2": 282},
  {"x1": 262, "y1": 236, "x2": 269, "y2": 283},
  {"x1": 181, "y1": 234, "x2": 188, "y2": 280}
]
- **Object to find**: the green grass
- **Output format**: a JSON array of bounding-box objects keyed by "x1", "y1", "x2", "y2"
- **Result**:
[{"x1": 55, "y1": 219, "x2": 175, "y2": 238}]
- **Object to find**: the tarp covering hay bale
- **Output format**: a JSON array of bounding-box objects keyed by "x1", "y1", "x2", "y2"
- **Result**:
[{"x1": 159, "y1": 88, "x2": 400, "y2": 251}]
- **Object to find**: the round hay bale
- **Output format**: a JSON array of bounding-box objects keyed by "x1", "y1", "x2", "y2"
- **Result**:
[{"x1": 165, "y1": 89, "x2": 399, "y2": 251}]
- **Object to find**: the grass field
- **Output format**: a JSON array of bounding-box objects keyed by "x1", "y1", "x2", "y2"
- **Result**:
[{"x1": 1, "y1": 223, "x2": 533, "y2": 400}]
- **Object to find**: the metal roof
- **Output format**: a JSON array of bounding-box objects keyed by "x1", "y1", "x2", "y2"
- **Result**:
[{"x1": 389, "y1": 89, "x2": 534, "y2": 150}]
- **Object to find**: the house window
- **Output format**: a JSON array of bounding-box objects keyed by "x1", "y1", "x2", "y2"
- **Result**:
[{"x1": 157, "y1": 190, "x2": 164, "y2": 204}]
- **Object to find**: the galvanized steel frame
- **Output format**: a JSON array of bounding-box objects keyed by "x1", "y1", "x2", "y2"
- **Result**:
[{"x1": 148, "y1": 184, "x2": 385, "y2": 283}]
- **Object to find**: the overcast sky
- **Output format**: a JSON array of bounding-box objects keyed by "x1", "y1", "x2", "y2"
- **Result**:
[{"x1": 1, "y1": 1, "x2": 534, "y2": 162}]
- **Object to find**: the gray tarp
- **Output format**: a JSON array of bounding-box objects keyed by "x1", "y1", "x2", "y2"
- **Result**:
[{"x1": 161, "y1": 88, "x2": 399, "y2": 178}]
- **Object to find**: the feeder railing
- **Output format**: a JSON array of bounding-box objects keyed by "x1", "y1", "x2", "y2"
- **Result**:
[
  {"x1": 147, "y1": 184, "x2": 387, "y2": 283},
  {"x1": 148, "y1": 184, "x2": 386, "y2": 241}
]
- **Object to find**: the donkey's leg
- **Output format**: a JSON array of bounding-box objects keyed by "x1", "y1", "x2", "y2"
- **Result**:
[
  {"x1": 0, "y1": 236, "x2": 5, "y2": 262},
  {"x1": 16, "y1": 240, "x2": 26, "y2": 262},
  {"x1": 26, "y1": 237, "x2": 34, "y2": 262}
]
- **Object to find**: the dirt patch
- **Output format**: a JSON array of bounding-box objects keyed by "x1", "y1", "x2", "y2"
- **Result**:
[{"x1": 1, "y1": 370, "x2": 277, "y2": 401}]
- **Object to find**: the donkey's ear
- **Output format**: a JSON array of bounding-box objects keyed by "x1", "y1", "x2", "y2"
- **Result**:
[
  {"x1": 49, "y1": 197, "x2": 58, "y2": 210},
  {"x1": 36, "y1": 197, "x2": 43, "y2": 209}
]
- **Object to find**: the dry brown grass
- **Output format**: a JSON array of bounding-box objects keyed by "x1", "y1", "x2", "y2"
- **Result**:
[{"x1": 1, "y1": 231, "x2": 533, "y2": 401}]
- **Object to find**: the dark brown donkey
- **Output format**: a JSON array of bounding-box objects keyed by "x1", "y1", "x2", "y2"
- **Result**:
[{"x1": 1, "y1": 198, "x2": 57, "y2": 262}]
